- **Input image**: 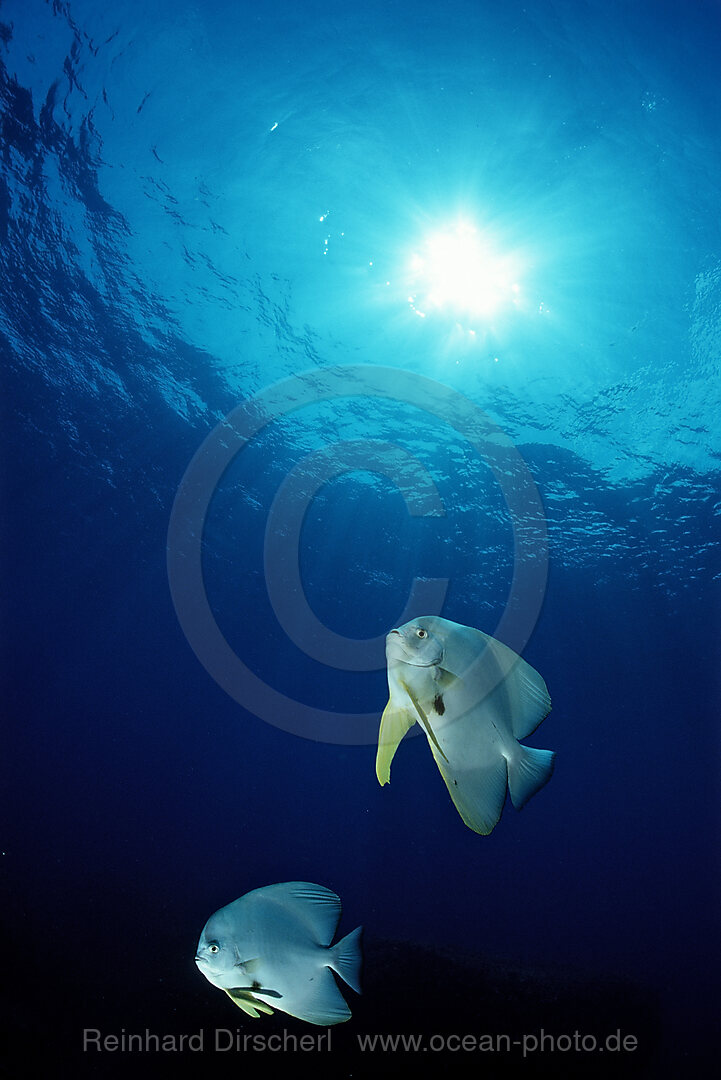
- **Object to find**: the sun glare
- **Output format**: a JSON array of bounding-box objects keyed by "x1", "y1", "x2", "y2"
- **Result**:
[{"x1": 407, "y1": 221, "x2": 522, "y2": 324}]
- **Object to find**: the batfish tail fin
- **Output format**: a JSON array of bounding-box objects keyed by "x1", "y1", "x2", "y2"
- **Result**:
[
  {"x1": 507, "y1": 745, "x2": 555, "y2": 810},
  {"x1": 328, "y1": 925, "x2": 363, "y2": 994}
]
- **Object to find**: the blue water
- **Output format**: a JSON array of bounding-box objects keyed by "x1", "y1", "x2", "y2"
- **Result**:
[{"x1": 2, "y1": 0, "x2": 720, "y2": 1075}]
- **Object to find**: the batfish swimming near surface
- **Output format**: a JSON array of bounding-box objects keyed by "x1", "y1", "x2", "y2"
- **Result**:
[
  {"x1": 195, "y1": 882, "x2": 362, "y2": 1025},
  {"x1": 376, "y1": 616, "x2": 555, "y2": 835}
]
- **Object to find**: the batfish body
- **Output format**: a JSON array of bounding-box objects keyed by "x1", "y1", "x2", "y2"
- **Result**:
[
  {"x1": 376, "y1": 616, "x2": 555, "y2": 835},
  {"x1": 195, "y1": 882, "x2": 362, "y2": 1025}
]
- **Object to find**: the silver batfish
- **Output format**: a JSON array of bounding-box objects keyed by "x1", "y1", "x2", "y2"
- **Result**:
[
  {"x1": 376, "y1": 616, "x2": 555, "y2": 835},
  {"x1": 196, "y1": 882, "x2": 362, "y2": 1025}
]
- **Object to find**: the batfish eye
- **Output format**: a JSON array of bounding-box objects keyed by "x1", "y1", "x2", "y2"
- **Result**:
[
  {"x1": 208, "y1": 944, "x2": 220, "y2": 954},
  {"x1": 416, "y1": 628, "x2": 428, "y2": 639}
]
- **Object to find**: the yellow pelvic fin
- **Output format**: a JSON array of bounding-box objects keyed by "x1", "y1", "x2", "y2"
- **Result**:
[
  {"x1": 375, "y1": 699, "x2": 414, "y2": 785},
  {"x1": 400, "y1": 680, "x2": 449, "y2": 764},
  {"x1": 224, "y1": 988, "x2": 275, "y2": 1018}
]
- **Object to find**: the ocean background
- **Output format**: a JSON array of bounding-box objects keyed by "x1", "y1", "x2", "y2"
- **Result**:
[{"x1": 1, "y1": 0, "x2": 720, "y2": 1075}]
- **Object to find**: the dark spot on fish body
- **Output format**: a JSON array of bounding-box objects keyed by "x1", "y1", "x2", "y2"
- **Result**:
[{"x1": 434, "y1": 693, "x2": 445, "y2": 715}]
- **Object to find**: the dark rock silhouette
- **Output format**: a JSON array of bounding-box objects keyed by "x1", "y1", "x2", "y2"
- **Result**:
[{"x1": 2, "y1": 934, "x2": 662, "y2": 1078}]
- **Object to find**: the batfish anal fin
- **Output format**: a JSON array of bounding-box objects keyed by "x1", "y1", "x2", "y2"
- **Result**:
[
  {"x1": 400, "y1": 680, "x2": 449, "y2": 764},
  {"x1": 376, "y1": 698, "x2": 415, "y2": 785},
  {"x1": 429, "y1": 742, "x2": 508, "y2": 836}
]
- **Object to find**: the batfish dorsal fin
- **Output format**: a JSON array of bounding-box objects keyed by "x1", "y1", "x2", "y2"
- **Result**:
[
  {"x1": 437, "y1": 624, "x2": 551, "y2": 740},
  {"x1": 267, "y1": 883, "x2": 342, "y2": 946},
  {"x1": 478, "y1": 635, "x2": 552, "y2": 739}
]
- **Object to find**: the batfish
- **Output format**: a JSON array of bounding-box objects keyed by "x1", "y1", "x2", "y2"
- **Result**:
[
  {"x1": 195, "y1": 882, "x2": 362, "y2": 1025},
  {"x1": 376, "y1": 616, "x2": 555, "y2": 835}
]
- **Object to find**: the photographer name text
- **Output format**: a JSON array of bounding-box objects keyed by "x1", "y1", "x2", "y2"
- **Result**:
[{"x1": 82, "y1": 1028, "x2": 332, "y2": 1053}]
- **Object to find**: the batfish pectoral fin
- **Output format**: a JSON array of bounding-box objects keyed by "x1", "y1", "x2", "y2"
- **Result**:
[
  {"x1": 224, "y1": 988, "x2": 275, "y2": 1018},
  {"x1": 436, "y1": 666, "x2": 460, "y2": 690},
  {"x1": 376, "y1": 698, "x2": 415, "y2": 785},
  {"x1": 240, "y1": 957, "x2": 261, "y2": 975},
  {"x1": 400, "y1": 680, "x2": 449, "y2": 764}
]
